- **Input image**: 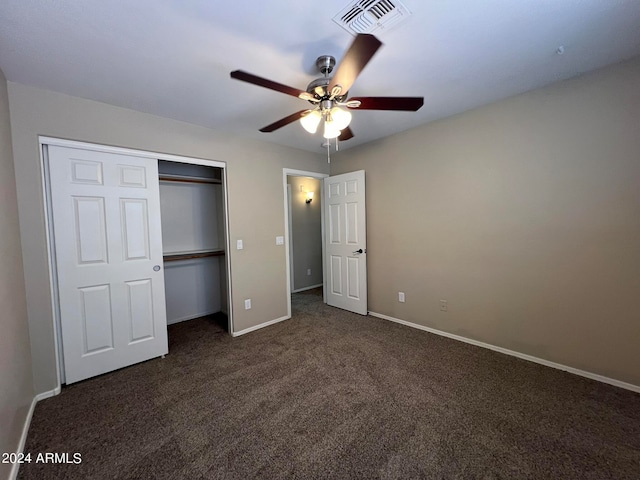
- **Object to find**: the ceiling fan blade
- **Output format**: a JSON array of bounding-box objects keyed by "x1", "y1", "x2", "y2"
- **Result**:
[
  {"x1": 347, "y1": 97, "x2": 424, "y2": 111},
  {"x1": 259, "y1": 110, "x2": 310, "y2": 133},
  {"x1": 328, "y1": 34, "x2": 383, "y2": 96},
  {"x1": 230, "y1": 70, "x2": 307, "y2": 99},
  {"x1": 338, "y1": 127, "x2": 354, "y2": 141}
]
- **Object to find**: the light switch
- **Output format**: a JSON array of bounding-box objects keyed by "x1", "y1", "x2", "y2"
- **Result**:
[
  {"x1": 276, "y1": 236, "x2": 284, "y2": 245},
  {"x1": 236, "y1": 239, "x2": 243, "y2": 250}
]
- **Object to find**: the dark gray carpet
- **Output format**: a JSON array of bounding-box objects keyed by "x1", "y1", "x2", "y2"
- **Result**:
[{"x1": 19, "y1": 288, "x2": 640, "y2": 479}]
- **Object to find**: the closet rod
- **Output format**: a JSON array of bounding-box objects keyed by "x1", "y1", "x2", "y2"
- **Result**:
[{"x1": 159, "y1": 174, "x2": 221, "y2": 185}]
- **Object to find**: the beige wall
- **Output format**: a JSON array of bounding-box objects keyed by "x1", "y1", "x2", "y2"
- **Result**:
[
  {"x1": 0, "y1": 70, "x2": 33, "y2": 478},
  {"x1": 287, "y1": 176, "x2": 323, "y2": 290},
  {"x1": 331, "y1": 57, "x2": 640, "y2": 386},
  {"x1": 8, "y1": 83, "x2": 328, "y2": 394}
]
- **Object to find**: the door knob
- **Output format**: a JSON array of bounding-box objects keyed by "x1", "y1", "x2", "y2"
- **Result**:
[
  {"x1": 153, "y1": 265, "x2": 161, "y2": 272},
  {"x1": 353, "y1": 249, "x2": 363, "y2": 254}
]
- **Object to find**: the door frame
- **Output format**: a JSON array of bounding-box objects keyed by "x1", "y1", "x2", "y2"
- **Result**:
[
  {"x1": 40, "y1": 136, "x2": 232, "y2": 387},
  {"x1": 286, "y1": 184, "x2": 294, "y2": 293},
  {"x1": 283, "y1": 169, "x2": 329, "y2": 314}
]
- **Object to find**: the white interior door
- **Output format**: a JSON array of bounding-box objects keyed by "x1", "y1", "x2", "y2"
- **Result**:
[
  {"x1": 324, "y1": 170, "x2": 367, "y2": 315},
  {"x1": 48, "y1": 145, "x2": 168, "y2": 384}
]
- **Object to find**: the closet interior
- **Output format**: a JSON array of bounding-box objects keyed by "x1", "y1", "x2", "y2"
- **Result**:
[{"x1": 158, "y1": 160, "x2": 228, "y2": 331}]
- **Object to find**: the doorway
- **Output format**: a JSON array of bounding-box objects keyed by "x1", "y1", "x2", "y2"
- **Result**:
[
  {"x1": 287, "y1": 175, "x2": 323, "y2": 292},
  {"x1": 158, "y1": 160, "x2": 228, "y2": 330},
  {"x1": 283, "y1": 169, "x2": 328, "y2": 315},
  {"x1": 283, "y1": 168, "x2": 369, "y2": 317}
]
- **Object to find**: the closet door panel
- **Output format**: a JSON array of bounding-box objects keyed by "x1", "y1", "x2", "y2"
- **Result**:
[
  {"x1": 49, "y1": 145, "x2": 168, "y2": 384},
  {"x1": 125, "y1": 279, "x2": 156, "y2": 343},
  {"x1": 121, "y1": 198, "x2": 151, "y2": 260},
  {"x1": 79, "y1": 284, "x2": 114, "y2": 355},
  {"x1": 73, "y1": 196, "x2": 108, "y2": 264}
]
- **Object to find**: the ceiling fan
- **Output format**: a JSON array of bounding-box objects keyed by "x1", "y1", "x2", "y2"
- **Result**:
[{"x1": 230, "y1": 34, "x2": 424, "y2": 142}]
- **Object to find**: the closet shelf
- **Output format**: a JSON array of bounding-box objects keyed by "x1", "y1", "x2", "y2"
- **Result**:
[
  {"x1": 163, "y1": 249, "x2": 225, "y2": 262},
  {"x1": 159, "y1": 174, "x2": 221, "y2": 185}
]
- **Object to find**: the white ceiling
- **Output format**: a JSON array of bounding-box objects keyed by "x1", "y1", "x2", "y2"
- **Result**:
[{"x1": 1, "y1": 0, "x2": 640, "y2": 153}]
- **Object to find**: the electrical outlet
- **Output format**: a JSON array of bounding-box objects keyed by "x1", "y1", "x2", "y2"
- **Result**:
[
  {"x1": 398, "y1": 292, "x2": 405, "y2": 303},
  {"x1": 276, "y1": 236, "x2": 284, "y2": 245},
  {"x1": 439, "y1": 299, "x2": 448, "y2": 312},
  {"x1": 307, "y1": 269, "x2": 312, "y2": 276},
  {"x1": 244, "y1": 299, "x2": 252, "y2": 310}
]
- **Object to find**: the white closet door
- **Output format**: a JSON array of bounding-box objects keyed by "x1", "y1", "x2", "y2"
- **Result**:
[{"x1": 48, "y1": 145, "x2": 168, "y2": 384}]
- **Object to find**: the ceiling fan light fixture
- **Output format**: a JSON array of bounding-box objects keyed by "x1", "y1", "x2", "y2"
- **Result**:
[
  {"x1": 300, "y1": 110, "x2": 322, "y2": 134},
  {"x1": 323, "y1": 121, "x2": 341, "y2": 139},
  {"x1": 329, "y1": 106, "x2": 352, "y2": 131}
]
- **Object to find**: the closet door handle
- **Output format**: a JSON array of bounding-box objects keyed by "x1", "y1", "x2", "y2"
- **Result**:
[{"x1": 153, "y1": 265, "x2": 161, "y2": 272}]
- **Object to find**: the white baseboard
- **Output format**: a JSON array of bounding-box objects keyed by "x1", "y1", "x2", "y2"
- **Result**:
[
  {"x1": 35, "y1": 385, "x2": 61, "y2": 401},
  {"x1": 292, "y1": 284, "x2": 323, "y2": 294},
  {"x1": 10, "y1": 386, "x2": 60, "y2": 480},
  {"x1": 232, "y1": 315, "x2": 290, "y2": 337},
  {"x1": 369, "y1": 311, "x2": 640, "y2": 394}
]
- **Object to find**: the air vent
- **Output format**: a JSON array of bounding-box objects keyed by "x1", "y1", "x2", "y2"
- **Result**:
[{"x1": 333, "y1": 0, "x2": 411, "y2": 35}]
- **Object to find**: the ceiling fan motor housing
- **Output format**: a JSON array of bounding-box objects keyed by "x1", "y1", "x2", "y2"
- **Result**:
[
  {"x1": 306, "y1": 56, "x2": 348, "y2": 102},
  {"x1": 316, "y1": 55, "x2": 335, "y2": 75}
]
